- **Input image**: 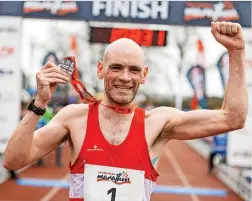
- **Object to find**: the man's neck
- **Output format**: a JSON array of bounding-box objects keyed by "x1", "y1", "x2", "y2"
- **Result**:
[
  {"x1": 102, "y1": 97, "x2": 134, "y2": 107},
  {"x1": 99, "y1": 99, "x2": 135, "y2": 120}
]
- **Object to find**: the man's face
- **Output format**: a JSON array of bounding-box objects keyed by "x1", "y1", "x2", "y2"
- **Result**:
[{"x1": 99, "y1": 51, "x2": 147, "y2": 105}]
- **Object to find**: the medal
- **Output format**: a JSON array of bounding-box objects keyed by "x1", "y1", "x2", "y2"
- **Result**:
[{"x1": 59, "y1": 57, "x2": 75, "y2": 76}]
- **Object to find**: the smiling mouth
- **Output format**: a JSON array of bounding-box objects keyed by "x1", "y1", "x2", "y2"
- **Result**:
[{"x1": 115, "y1": 85, "x2": 132, "y2": 90}]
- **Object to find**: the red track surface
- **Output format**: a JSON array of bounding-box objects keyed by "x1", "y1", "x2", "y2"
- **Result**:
[{"x1": 0, "y1": 140, "x2": 243, "y2": 201}]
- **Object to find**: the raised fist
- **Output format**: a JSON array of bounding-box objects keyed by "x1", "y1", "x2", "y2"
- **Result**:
[
  {"x1": 35, "y1": 61, "x2": 69, "y2": 107},
  {"x1": 211, "y1": 21, "x2": 245, "y2": 51}
]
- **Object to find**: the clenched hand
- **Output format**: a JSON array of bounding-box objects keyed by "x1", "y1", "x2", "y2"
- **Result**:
[
  {"x1": 35, "y1": 61, "x2": 69, "y2": 106},
  {"x1": 211, "y1": 21, "x2": 245, "y2": 51}
]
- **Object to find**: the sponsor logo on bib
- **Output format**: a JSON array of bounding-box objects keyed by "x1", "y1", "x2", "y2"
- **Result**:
[{"x1": 97, "y1": 171, "x2": 131, "y2": 185}]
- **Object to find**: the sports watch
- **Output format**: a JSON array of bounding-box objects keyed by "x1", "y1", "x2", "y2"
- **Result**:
[{"x1": 27, "y1": 99, "x2": 46, "y2": 115}]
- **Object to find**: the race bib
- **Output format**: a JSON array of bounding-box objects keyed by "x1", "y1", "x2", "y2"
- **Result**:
[{"x1": 83, "y1": 164, "x2": 145, "y2": 201}]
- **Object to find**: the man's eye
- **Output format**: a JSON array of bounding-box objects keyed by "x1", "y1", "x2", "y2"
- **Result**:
[
  {"x1": 111, "y1": 66, "x2": 120, "y2": 70},
  {"x1": 131, "y1": 68, "x2": 141, "y2": 74}
]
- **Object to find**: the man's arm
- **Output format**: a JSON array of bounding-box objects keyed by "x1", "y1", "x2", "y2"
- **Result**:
[
  {"x1": 3, "y1": 102, "x2": 71, "y2": 170},
  {"x1": 160, "y1": 22, "x2": 248, "y2": 141},
  {"x1": 3, "y1": 61, "x2": 69, "y2": 170}
]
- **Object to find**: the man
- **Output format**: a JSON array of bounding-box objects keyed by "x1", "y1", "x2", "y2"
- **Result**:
[
  {"x1": 3, "y1": 22, "x2": 247, "y2": 201},
  {"x1": 208, "y1": 133, "x2": 227, "y2": 174}
]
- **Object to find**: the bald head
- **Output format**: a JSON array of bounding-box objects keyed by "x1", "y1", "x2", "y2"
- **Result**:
[
  {"x1": 102, "y1": 38, "x2": 145, "y2": 64},
  {"x1": 97, "y1": 38, "x2": 148, "y2": 106}
]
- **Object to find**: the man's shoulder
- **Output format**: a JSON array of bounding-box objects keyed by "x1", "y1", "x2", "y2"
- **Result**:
[
  {"x1": 142, "y1": 106, "x2": 183, "y2": 146},
  {"x1": 57, "y1": 103, "x2": 89, "y2": 119},
  {"x1": 145, "y1": 106, "x2": 181, "y2": 119}
]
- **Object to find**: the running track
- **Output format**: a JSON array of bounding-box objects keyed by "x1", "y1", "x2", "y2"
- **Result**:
[{"x1": 0, "y1": 140, "x2": 243, "y2": 201}]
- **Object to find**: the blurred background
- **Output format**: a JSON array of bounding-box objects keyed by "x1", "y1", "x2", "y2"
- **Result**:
[{"x1": 0, "y1": 1, "x2": 251, "y2": 201}]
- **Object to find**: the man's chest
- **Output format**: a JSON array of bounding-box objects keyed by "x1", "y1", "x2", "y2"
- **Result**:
[
  {"x1": 99, "y1": 120, "x2": 132, "y2": 145},
  {"x1": 69, "y1": 114, "x2": 166, "y2": 163}
]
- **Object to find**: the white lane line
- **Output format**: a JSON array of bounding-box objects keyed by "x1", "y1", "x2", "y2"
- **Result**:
[
  {"x1": 165, "y1": 147, "x2": 201, "y2": 201},
  {"x1": 40, "y1": 174, "x2": 68, "y2": 201}
]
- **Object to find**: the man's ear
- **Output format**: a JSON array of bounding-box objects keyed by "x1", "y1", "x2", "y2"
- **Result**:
[
  {"x1": 141, "y1": 66, "x2": 148, "y2": 84},
  {"x1": 97, "y1": 61, "x2": 104, "y2": 80}
]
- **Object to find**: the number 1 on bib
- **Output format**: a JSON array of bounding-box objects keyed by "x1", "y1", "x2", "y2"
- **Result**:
[{"x1": 108, "y1": 188, "x2": 116, "y2": 201}]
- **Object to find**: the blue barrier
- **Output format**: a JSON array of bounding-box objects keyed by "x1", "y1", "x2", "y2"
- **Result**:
[{"x1": 17, "y1": 178, "x2": 227, "y2": 196}]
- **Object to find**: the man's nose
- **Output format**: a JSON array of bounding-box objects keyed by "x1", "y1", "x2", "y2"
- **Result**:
[{"x1": 118, "y1": 69, "x2": 131, "y2": 82}]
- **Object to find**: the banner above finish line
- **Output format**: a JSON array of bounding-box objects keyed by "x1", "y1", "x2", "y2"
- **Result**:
[{"x1": 0, "y1": 1, "x2": 251, "y2": 27}]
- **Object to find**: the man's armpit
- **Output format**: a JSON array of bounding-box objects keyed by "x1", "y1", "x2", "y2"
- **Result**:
[
  {"x1": 162, "y1": 122, "x2": 175, "y2": 140},
  {"x1": 154, "y1": 122, "x2": 175, "y2": 144}
]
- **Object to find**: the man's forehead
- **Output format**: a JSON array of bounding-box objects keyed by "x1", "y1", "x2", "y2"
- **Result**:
[
  {"x1": 104, "y1": 50, "x2": 144, "y2": 65},
  {"x1": 105, "y1": 54, "x2": 144, "y2": 67}
]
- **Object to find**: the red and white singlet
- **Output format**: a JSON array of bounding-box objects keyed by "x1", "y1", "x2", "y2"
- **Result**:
[{"x1": 69, "y1": 103, "x2": 159, "y2": 201}]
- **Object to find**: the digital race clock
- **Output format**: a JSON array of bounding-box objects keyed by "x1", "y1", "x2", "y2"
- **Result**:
[{"x1": 89, "y1": 27, "x2": 167, "y2": 47}]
